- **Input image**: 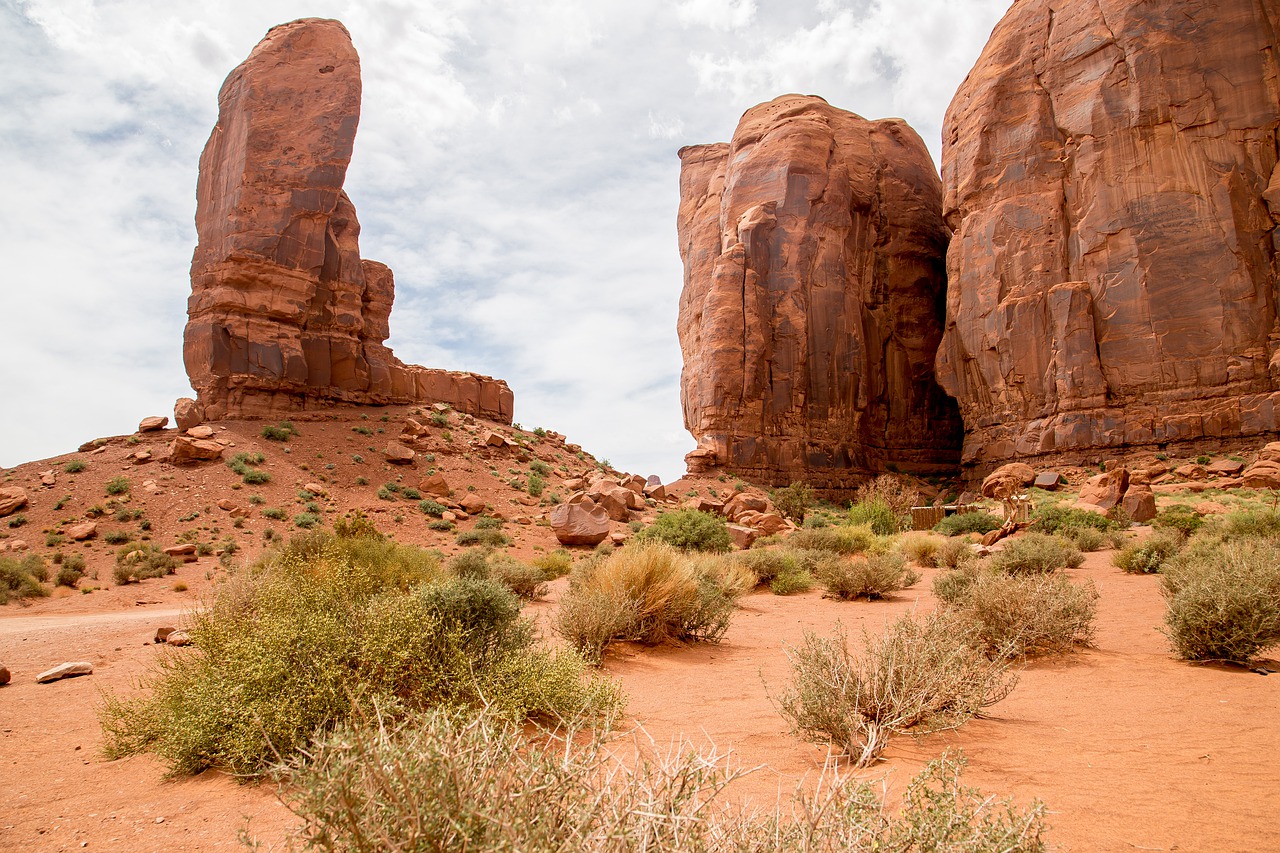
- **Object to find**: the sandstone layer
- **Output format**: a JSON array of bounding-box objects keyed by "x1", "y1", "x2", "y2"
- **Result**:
[
  {"x1": 184, "y1": 18, "x2": 512, "y2": 423},
  {"x1": 937, "y1": 0, "x2": 1280, "y2": 472},
  {"x1": 677, "y1": 95, "x2": 962, "y2": 494}
]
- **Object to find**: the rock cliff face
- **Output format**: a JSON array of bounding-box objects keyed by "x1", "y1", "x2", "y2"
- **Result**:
[
  {"x1": 677, "y1": 95, "x2": 962, "y2": 494},
  {"x1": 184, "y1": 18, "x2": 513, "y2": 422},
  {"x1": 938, "y1": 0, "x2": 1280, "y2": 471}
]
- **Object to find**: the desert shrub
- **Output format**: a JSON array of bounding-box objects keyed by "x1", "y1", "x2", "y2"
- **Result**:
[
  {"x1": 1033, "y1": 505, "x2": 1119, "y2": 535},
  {"x1": 427, "y1": 519, "x2": 455, "y2": 532},
  {"x1": 99, "y1": 538, "x2": 621, "y2": 776},
  {"x1": 487, "y1": 555, "x2": 551, "y2": 600},
  {"x1": 113, "y1": 543, "x2": 177, "y2": 584},
  {"x1": 935, "y1": 538, "x2": 977, "y2": 570},
  {"x1": 105, "y1": 476, "x2": 130, "y2": 496},
  {"x1": 103, "y1": 530, "x2": 132, "y2": 545},
  {"x1": 776, "y1": 612, "x2": 1015, "y2": 767},
  {"x1": 418, "y1": 499, "x2": 447, "y2": 517},
  {"x1": 988, "y1": 533, "x2": 1083, "y2": 575},
  {"x1": 769, "y1": 569, "x2": 814, "y2": 595},
  {"x1": 261, "y1": 507, "x2": 286, "y2": 520},
  {"x1": 64, "y1": 459, "x2": 86, "y2": 474},
  {"x1": 1160, "y1": 537, "x2": 1280, "y2": 662},
  {"x1": 732, "y1": 548, "x2": 798, "y2": 585},
  {"x1": 771, "y1": 482, "x2": 814, "y2": 522},
  {"x1": 294, "y1": 512, "x2": 321, "y2": 529},
  {"x1": 475, "y1": 517, "x2": 504, "y2": 530},
  {"x1": 527, "y1": 474, "x2": 545, "y2": 498},
  {"x1": 286, "y1": 711, "x2": 1047, "y2": 852},
  {"x1": 932, "y1": 564, "x2": 980, "y2": 605},
  {"x1": 61, "y1": 553, "x2": 86, "y2": 574},
  {"x1": 815, "y1": 552, "x2": 921, "y2": 601},
  {"x1": 1061, "y1": 526, "x2": 1108, "y2": 552},
  {"x1": 1152, "y1": 505, "x2": 1204, "y2": 538},
  {"x1": 241, "y1": 469, "x2": 271, "y2": 485},
  {"x1": 0, "y1": 555, "x2": 50, "y2": 603},
  {"x1": 7, "y1": 513, "x2": 27, "y2": 529},
  {"x1": 1221, "y1": 509, "x2": 1280, "y2": 540},
  {"x1": 633, "y1": 510, "x2": 733, "y2": 553},
  {"x1": 555, "y1": 543, "x2": 738, "y2": 662},
  {"x1": 332, "y1": 510, "x2": 382, "y2": 540},
  {"x1": 939, "y1": 569, "x2": 1098, "y2": 657},
  {"x1": 933, "y1": 511, "x2": 1003, "y2": 537},
  {"x1": 456, "y1": 529, "x2": 511, "y2": 548},
  {"x1": 787, "y1": 524, "x2": 880, "y2": 555},
  {"x1": 260, "y1": 421, "x2": 295, "y2": 441},
  {"x1": 854, "y1": 474, "x2": 918, "y2": 518},
  {"x1": 531, "y1": 549, "x2": 573, "y2": 578},
  {"x1": 846, "y1": 499, "x2": 902, "y2": 536},
  {"x1": 377, "y1": 486, "x2": 396, "y2": 501},
  {"x1": 430, "y1": 410, "x2": 449, "y2": 427},
  {"x1": 448, "y1": 549, "x2": 492, "y2": 580},
  {"x1": 1113, "y1": 529, "x2": 1182, "y2": 574},
  {"x1": 898, "y1": 532, "x2": 947, "y2": 567},
  {"x1": 55, "y1": 562, "x2": 84, "y2": 587}
]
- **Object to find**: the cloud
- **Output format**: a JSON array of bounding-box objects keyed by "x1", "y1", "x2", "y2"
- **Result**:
[{"x1": 0, "y1": 0, "x2": 1013, "y2": 482}]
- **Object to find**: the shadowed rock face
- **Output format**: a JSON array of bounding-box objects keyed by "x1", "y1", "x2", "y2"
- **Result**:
[
  {"x1": 938, "y1": 0, "x2": 1280, "y2": 472},
  {"x1": 677, "y1": 94, "x2": 962, "y2": 495},
  {"x1": 184, "y1": 18, "x2": 513, "y2": 422}
]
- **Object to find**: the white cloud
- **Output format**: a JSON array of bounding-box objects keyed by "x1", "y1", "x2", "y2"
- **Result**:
[{"x1": 0, "y1": 0, "x2": 1013, "y2": 482}]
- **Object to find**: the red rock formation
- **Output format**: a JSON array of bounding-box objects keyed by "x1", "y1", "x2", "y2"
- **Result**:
[
  {"x1": 184, "y1": 19, "x2": 512, "y2": 423},
  {"x1": 677, "y1": 95, "x2": 962, "y2": 495},
  {"x1": 938, "y1": 0, "x2": 1280, "y2": 472}
]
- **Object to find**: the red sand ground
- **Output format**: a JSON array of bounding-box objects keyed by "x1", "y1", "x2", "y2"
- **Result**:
[{"x1": 1, "y1": 413, "x2": 1277, "y2": 851}]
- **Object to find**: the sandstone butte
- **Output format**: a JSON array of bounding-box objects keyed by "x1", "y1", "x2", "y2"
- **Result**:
[
  {"x1": 937, "y1": 0, "x2": 1280, "y2": 472},
  {"x1": 183, "y1": 18, "x2": 512, "y2": 424},
  {"x1": 677, "y1": 95, "x2": 962, "y2": 495}
]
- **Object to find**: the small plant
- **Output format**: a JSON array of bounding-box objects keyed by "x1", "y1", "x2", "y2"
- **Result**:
[
  {"x1": 352, "y1": 425, "x2": 373, "y2": 436},
  {"x1": 776, "y1": 613, "x2": 1015, "y2": 767},
  {"x1": 988, "y1": 533, "x2": 1083, "y2": 575},
  {"x1": 64, "y1": 459, "x2": 86, "y2": 474},
  {"x1": 248, "y1": 494, "x2": 266, "y2": 505},
  {"x1": 1032, "y1": 505, "x2": 1119, "y2": 535},
  {"x1": 531, "y1": 550, "x2": 573, "y2": 578},
  {"x1": 294, "y1": 512, "x2": 321, "y2": 529},
  {"x1": 771, "y1": 482, "x2": 814, "y2": 522},
  {"x1": 351, "y1": 454, "x2": 364, "y2": 463},
  {"x1": 418, "y1": 499, "x2": 447, "y2": 517},
  {"x1": 938, "y1": 568, "x2": 1098, "y2": 657},
  {"x1": 427, "y1": 519, "x2": 455, "y2": 532},
  {"x1": 401, "y1": 487, "x2": 422, "y2": 501},
  {"x1": 1160, "y1": 537, "x2": 1280, "y2": 662},
  {"x1": 430, "y1": 410, "x2": 449, "y2": 427},
  {"x1": 815, "y1": 552, "x2": 920, "y2": 601},
  {"x1": 1152, "y1": 505, "x2": 1203, "y2": 538},
  {"x1": 634, "y1": 510, "x2": 733, "y2": 553},
  {"x1": 1114, "y1": 530, "x2": 1182, "y2": 574},
  {"x1": 262, "y1": 507, "x2": 286, "y2": 520},
  {"x1": 1195, "y1": 455, "x2": 1211, "y2": 465},
  {"x1": 455, "y1": 529, "x2": 511, "y2": 548},
  {"x1": 54, "y1": 495, "x2": 72, "y2": 511},
  {"x1": 898, "y1": 532, "x2": 946, "y2": 567},
  {"x1": 355, "y1": 477, "x2": 369, "y2": 486},
  {"x1": 935, "y1": 538, "x2": 977, "y2": 569},
  {"x1": 0, "y1": 555, "x2": 51, "y2": 603},
  {"x1": 786, "y1": 524, "x2": 879, "y2": 555},
  {"x1": 7, "y1": 514, "x2": 27, "y2": 529},
  {"x1": 377, "y1": 487, "x2": 396, "y2": 501},
  {"x1": 261, "y1": 422, "x2": 296, "y2": 441},
  {"x1": 475, "y1": 517, "x2": 504, "y2": 530},
  {"x1": 103, "y1": 531, "x2": 132, "y2": 545},
  {"x1": 112, "y1": 543, "x2": 177, "y2": 584},
  {"x1": 527, "y1": 473, "x2": 545, "y2": 498},
  {"x1": 769, "y1": 569, "x2": 814, "y2": 595},
  {"x1": 933, "y1": 511, "x2": 1003, "y2": 537},
  {"x1": 105, "y1": 476, "x2": 130, "y2": 496},
  {"x1": 45, "y1": 532, "x2": 66, "y2": 547}
]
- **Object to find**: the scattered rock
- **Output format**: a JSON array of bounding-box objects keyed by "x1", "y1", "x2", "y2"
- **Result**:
[
  {"x1": 36, "y1": 662, "x2": 93, "y2": 684},
  {"x1": 483, "y1": 431, "x2": 508, "y2": 448},
  {"x1": 420, "y1": 472, "x2": 451, "y2": 498},
  {"x1": 165, "y1": 631, "x2": 192, "y2": 647},
  {"x1": 163, "y1": 543, "x2": 198, "y2": 563},
  {"x1": 549, "y1": 501, "x2": 611, "y2": 546},
  {"x1": 129, "y1": 450, "x2": 153, "y2": 465},
  {"x1": 724, "y1": 493, "x2": 769, "y2": 521},
  {"x1": 726, "y1": 524, "x2": 758, "y2": 550},
  {"x1": 67, "y1": 522, "x2": 97, "y2": 541},
  {"x1": 38, "y1": 469, "x2": 56, "y2": 486},
  {"x1": 1206, "y1": 459, "x2": 1244, "y2": 476},
  {"x1": 694, "y1": 498, "x2": 725, "y2": 515},
  {"x1": 1120, "y1": 486, "x2": 1157, "y2": 524},
  {"x1": 185, "y1": 425, "x2": 215, "y2": 439},
  {"x1": 1241, "y1": 460, "x2": 1280, "y2": 489},
  {"x1": 383, "y1": 442, "x2": 416, "y2": 465},
  {"x1": 1078, "y1": 469, "x2": 1130, "y2": 511},
  {"x1": 4, "y1": 540, "x2": 29, "y2": 553},
  {"x1": 587, "y1": 482, "x2": 632, "y2": 522},
  {"x1": 0, "y1": 487, "x2": 28, "y2": 517},
  {"x1": 169, "y1": 436, "x2": 224, "y2": 464},
  {"x1": 138, "y1": 416, "x2": 168, "y2": 432},
  {"x1": 402, "y1": 417, "x2": 428, "y2": 438},
  {"x1": 217, "y1": 498, "x2": 238, "y2": 511},
  {"x1": 302, "y1": 482, "x2": 328, "y2": 496},
  {"x1": 1174, "y1": 464, "x2": 1207, "y2": 481},
  {"x1": 1033, "y1": 471, "x2": 1063, "y2": 491},
  {"x1": 174, "y1": 397, "x2": 203, "y2": 431},
  {"x1": 0, "y1": 665, "x2": 9, "y2": 686},
  {"x1": 154, "y1": 627, "x2": 176, "y2": 643},
  {"x1": 459, "y1": 494, "x2": 487, "y2": 515},
  {"x1": 643, "y1": 476, "x2": 667, "y2": 500}
]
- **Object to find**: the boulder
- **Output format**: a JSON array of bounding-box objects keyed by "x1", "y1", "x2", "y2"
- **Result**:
[
  {"x1": 1033, "y1": 471, "x2": 1063, "y2": 491},
  {"x1": 138, "y1": 416, "x2": 168, "y2": 432},
  {"x1": 0, "y1": 487, "x2": 28, "y2": 517},
  {"x1": 402, "y1": 417, "x2": 428, "y2": 438},
  {"x1": 937, "y1": 0, "x2": 1280, "y2": 468},
  {"x1": 1206, "y1": 459, "x2": 1245, "y2": 477},
  {"x1": 163, "y1": 543, "x2": 199, "y2": 563},
  {"x1": 1174, "y1": 465, "x2": 1207, "y2": 481},
  {"x1": 1120, "y1": 486, "x2": 1157, "y2": 524},
  {"x1": 165, "y1": 631, "x2": 192, "y2": 647},
  {"x1": 303, "y1": 482, "x2": 327, "y2": 496},
  {"x1": 383, "y1": 442, "x2": 416, "y2": 465},
  {"x1": 981, "y1": 463, "x2": 1035, "y2": 500},
  {"x1": 1241, "y1": 460, "x2": 1280, "y2": 489},
  {"x1": 1078, "y1": 469, "x2": 1131, "y2": 511},
  {"x1": 183, "y1": 18, "x2": 513, "y2": 424},
  {"x1": 643, "y1": 476, "x2": 667, "y2": 500},
  {"x1": 726, "y1": 524, "x2": 757, "y2": 550},
  {"x1": 67, "y1": 522, "x2": 97, "y2": 541},
  {"x1": 0, "y1": 665, "x2": 9, "y2": 686},
  {"x1": 129, "y1": 451, "x2": 153, "y2": 465},
  {"x1": 36, "y1": 662, "x2": 93, "y2": 684},
  {"x1": 1257, "y1": 442, "x2": 1280, "y2": 464},
  {"x1": 724, "y1": 493, "x2": 769, "y2": 521},
  {"x1": 677, "y1": 95, "x2": 962, "y2": 496},
  {"x1": 186, "y1": 425, "x2": 215, "y2": 439},
  {"x1": 173, "y1": 397, "x2": 203, "y2": 431},
  {"x1": 549, "y1": 502, "x2": 611, "y2": 547},
  {"x1": 694, "y1": 498, "x2": 725, "y2": 515},
  {"x1": 484, "y1": 431, "x2": 508, "y2": 448},
  {"x1": 420, "y1": 472, "x2": 451, "y2": 498},
  {"x1": 587, "y1": 482, "x2": 632, "y2": 522},
  {"x1": 619, "y1": 474, "x2": 647, "y2": 495},
  {"x1": 170, "y1": 436, "x2": 224, "y2": 464},
  {"x1": 39, "y1": 470, "x2": 56, "y2": 486},
  {"x1": 154, "y1": 627, "x2": 176, "y2": 644},
  {"x1": 749, "y1": 512, "x2": 790, "y2": 536},
  {"x1": 459, "y1": 494, "x2": 487, "y2": 515}
]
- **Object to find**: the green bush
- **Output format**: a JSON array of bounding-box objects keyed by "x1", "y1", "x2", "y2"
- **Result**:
[
  {"x1": 262, "y1": 507, "x2": 286, "y2": 520},
  {"x1": 285, "y1": 712, "x2": 1046, "y2": 852},
  {"x1": 55, "y1": 562, "x2": 84, "y2": 587},
  {"x1": 0, "y1": 555, "x2": 50, "y2": 603},
  {"x1": 1222, "y1": 509, "x2": 1280, "y2": 539},
  {"x1": 1032, "y1": 505, "x2": 1119, "y2": 535},
  {"x1": 769, "y1": 569, "x2": 814, "y2": 595},
  {"x1": 777, "y1": 612, "x2": 1015, "y2": 767},
  {"x1": 531, "y1": 550, "x2": 573, "y2": 578},
  {"x1": 427, "y1": 519, "x2": 455, "y2": 532},
  {"x1": 99, "y1": 535, "x2": 621, "y2": 777},
  {"x1": 634, "y1": 510, "x2": 733, "y2": 553},
  {"x1": 555, "y1": 543, "x2": 739, "y2": 662},
  {"x1": 456, "y1": 529, "x2": 511, "y2": 548},
  {"x1": 935, "y1": 538, "x2": 977, "y2": 569},
  {"x1": 847, "y1": 499, "x2": 902, "y2": 536},
  {"x1": 475, "y1": 516, "x2": 504, "y2": 530},
  {"x1": 1114, "y1": 530, "x2": 1182, "y2": 574},
  {"x1": 989, "y1": 533, "x2": 1083, "y2": 575},
  {"x1": 7, "y1": 514, "x2": 27, "y2": 529},
  {"x1": 64, "y1": 459, "x2": 86, "y2": 474},
  {"x1": 294, "y1": 512, "x2": 321, "y2": 529},
  {"x1": 933, "y1": 511, "x2": 1003, "y2": 537},
  {"x1": 103, "y1": 531, "x2": 132, "y2": 545},
  {"x1": 113, "y1": 544, "x2": 177, "y2": 584},
  {"x1": 1160, "y1": 537, "x2": 1280, "y2": 662},
  {"x1": 1061, "y1": 526, "x2": 1109, "y2": 552},
  {"x1": 771, "y1": 482, "x2": 814, "y2": 522},
  {"x1": 898, "y1": 532, "x2": 947, "y2": 567},
  {"x1": 1152, "y1": 505, "x2": 1203, "y2": 538},
  {"x1": 242, "y1": 469, "x2": 271, "y2": 485},
  {"x1": 815, "y1": 552, "x2": 921, "y2": 601},
  {"x1": 787, "y1": 524, "x2": 880, "y2": 555},
  {"x1": 938, "y1": 568, "x2": 1098, "y2": 657},
  {"x1": 261, "y1": 421, "x2": 296, "y2": 441},
  {"x1": 105, "y1": 476, "x2": 130, "y2": 496},
  {"x1": 332, "y1": 510, "x2": 383, "y2": 541}
]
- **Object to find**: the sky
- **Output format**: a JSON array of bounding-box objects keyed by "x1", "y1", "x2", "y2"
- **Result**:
[{"x1": 0, "y1": 0, "x2": 1013, "y2": 482}]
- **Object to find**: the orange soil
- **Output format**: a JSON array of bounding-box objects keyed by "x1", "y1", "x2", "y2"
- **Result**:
[{"x1": 1, "y1": 413, "x2": 1277, "y2": 850}]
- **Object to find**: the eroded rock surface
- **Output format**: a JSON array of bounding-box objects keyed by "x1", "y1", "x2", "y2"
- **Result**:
[
  {"x1": 938, "y1": 0, "x2": 1280, "y2": 471},
  {"x1": 184, "y1": 18, "x2": 512, "y2": 423},
  {"x1": 678, "y1": 95, "x2": 961, "y2": 495}
]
